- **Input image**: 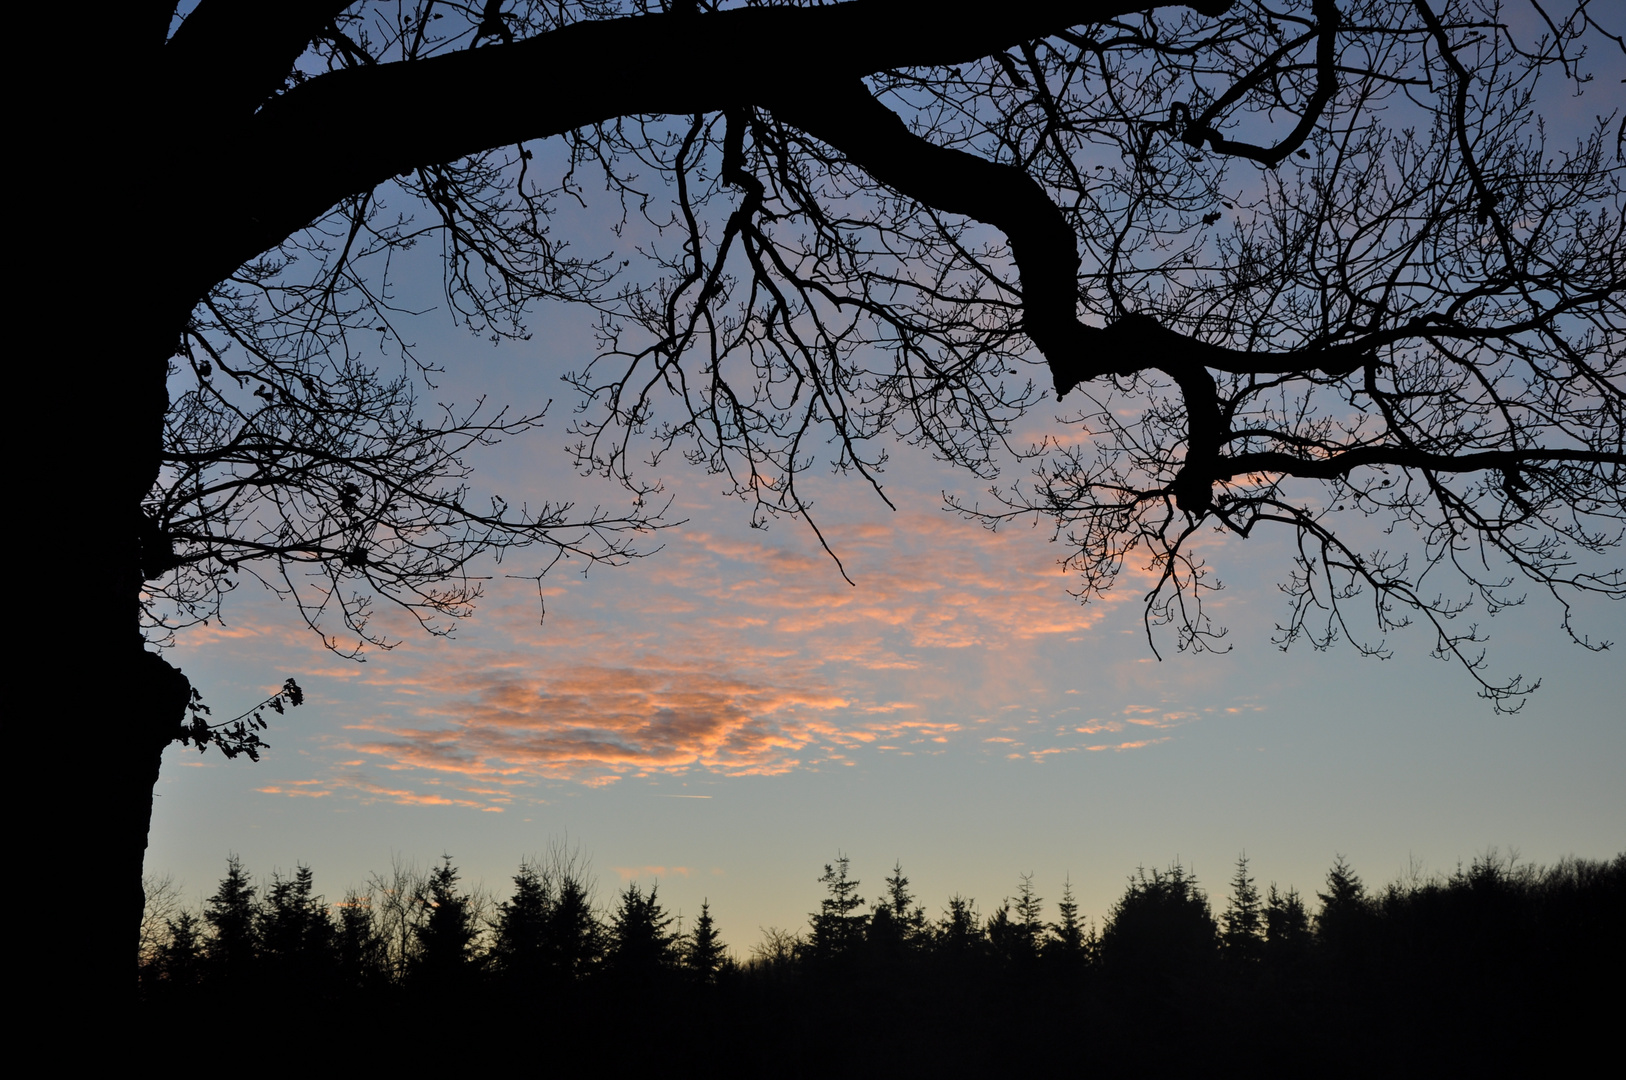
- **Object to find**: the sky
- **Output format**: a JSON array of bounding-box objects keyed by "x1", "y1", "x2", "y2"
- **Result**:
[
  {"x1": 145, "y1": 5, "x2": 1625, "y2": 949},
  {"x1": 147, "y1": 292, "x2": 1625, "y2": 951}
]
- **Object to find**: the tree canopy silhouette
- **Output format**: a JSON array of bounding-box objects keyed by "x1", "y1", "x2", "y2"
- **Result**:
[{"x1": 32, "y1": 0, "x2": 1621, "y2": 997}]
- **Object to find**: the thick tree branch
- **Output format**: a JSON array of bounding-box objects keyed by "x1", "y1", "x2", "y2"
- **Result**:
[
  {"x1": 189, "y1": 0, "x2": 1180, "y2": 296},
  {"x1": 163, "y1": 1, "x2": 356, "y2": 121},
  {"x1": 1220, "y1": 446, "x2": 1626, "y2": 481}
]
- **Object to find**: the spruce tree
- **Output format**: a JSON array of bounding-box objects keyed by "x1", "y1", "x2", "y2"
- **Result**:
[
  {"x1": 335, "y1": 889, "x2": 387, "y2": 992},
  {"x1": 413, "y1": 856, "x2": 479, "y2": 987},
  {"x1": 936, "y1": 896, "x2": 984, "y2": 963},
  {"x1": 156, "y1": 911, "x2": 206, "y2": 992},
  {"x1": 1316, "y1": 855, "x2": 1371, "y2": 958},
  {"x1": 204, "y1": 854, "x2": 260, "y2": 986},
  {"x1": 545, "y1": 870, "x2": 603, "y2": 981},
  {"x1": 989, "y1": 874, "x2": 1045, "y2": 967},
  {"x1": 875, "y1": 862, "x2": 928, "y2": 951},
  {"x1": 1100, "y1": 864, "x2": 1218, "y2": 984},
  {"x1": 259, "y1": 864, "x2": 336, "y2": 990},
  {"x1": 809, "y1": 855, "x2": 866, "y2": 962},
  {"x1": 684, "y1": 901, "x2": 727, "y2": 986},
  {"x1": 1220, "y1": 855, "x2": 1265, "y2": 964},
  {"x1": 1264, "y1": 884, "x2": 1312, "y2": 958},
  {"x1": 490, "y1": 860, "x2": 553, "y2": 986},
  {"x1": 1046, "y1": 877, "x2": 1090, "y2": 968},
  {"x1": 607, "y1": 882, "x2": 678, "y2": 981}
]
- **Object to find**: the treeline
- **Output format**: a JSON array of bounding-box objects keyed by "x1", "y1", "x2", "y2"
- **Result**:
[{"x1": 138, "y1": 850, "x2": 1622, "y2": 1069}]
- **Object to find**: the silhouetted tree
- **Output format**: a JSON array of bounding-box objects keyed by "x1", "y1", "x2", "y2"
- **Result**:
[
  {"x1": 868, "y1": 862, "x2": 929, "y2": 960},
  {"x1": 138, "y1": 873, "x2": 184, "y2": 974},
  {"x1": 489, "y1": 859, "x2": 553, "y2": 988},
  {"x1": 154, "y1": 912, "x2": 207, "y2": 994},
  {"x1": 748, "y1": 926, "x2": 804, "y2": 979},
  {"x1": 204, "y1": 855, "x2": 261, "y2": 986},
  {"x1": 684, "y1": 901, "x2": 729, "y2": 987},
  {"x1": 412, "y1": 857, "x2": 480, "y2": 987},
  {"x1": 335, "y1": 889, "x2": 389, "y2": 993},
  {"x1": 1263, "y1": 883, "x2": 1312, "y2": 961},
  {"x1": 936, "y1": 896, "x2": 986, "y2": 963},
  {"x1": 1315, "y1": 855, "x2": 1371, "y2": 960},
  {"x1": 57, "y1": 3, "x2": 1622, "y2": 996},
  {"x1": 259, "y1": 864, "x2": 338, "y2": 990},
  {"x1": 544, "y1": 870, "x2": 603, "y2": 982},
  {"x1": 988, "y1": 874, "x2": 1046, "y2": 968},
  {"x1": 809, "y1": 855, "x2": 868, "y2": 963},
  {"x1": 1101, "y1": 864, "x2": 1217, "y2": 984},
  {"x1": 370, "y1": 857, "x2": 430, "y2": 984},
  {"x1": 1220, "y1": 855, "x2": 1264, "y2": 964},
  {"x1": 1044, "y1": 877, "x2": 1092, "y2": 970},
  {"x1": 606, "y1": 882, "x2": 679, "y2": 982}
]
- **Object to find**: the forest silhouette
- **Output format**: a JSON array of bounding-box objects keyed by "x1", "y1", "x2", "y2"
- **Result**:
[{"x1": 137, "y1": 848, "x2": 1623, "y2": 1069}]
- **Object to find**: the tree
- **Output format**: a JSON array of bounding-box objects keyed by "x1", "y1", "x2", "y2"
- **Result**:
[
  {"x1": 334, "y1": 889, "x2": 389, "y2": 992},
  {"x1": 810, "y1": 855, "x2": 868, "y2": 962},
  {"x1": 606, "y1": 881, "x2": 680, "y2": 982},
  {"x1": 988, "y1": 873, "x2": 1047, "y2": 967},
  {"x1": 684, "y1": 900, "x2": 729, "y2": 986},
  {"x1": 936, "y1": 896, "x2": 986, "y2": 962},
  {"x1": 1315, "y1": 854, "x2": 1372, "y2": 957},
  {"x1": 1100, "y1": 863, "x2": 1218, "y2": 985},
  {"x1": 1263, "y1": 882, "x2": 1312, "y2": 960},
  {"x1": 203, "y1": 855, "x2": 261, "y2": 987},
  {"x1": 259, "y1": 864, "x2": 338, "y2": 990},
  {"x1": 369, "y1": 856, "x2": 432, "y2": 984},
  {"x1": 869, "y1": 861, "x2": 929, "y2": 957},
  {"x1": 544, "y1": 867, "x2": 605, "y2": 982},
  {"x1": 1220, "y1": 854, "x2": 1265, "y2": 964},
  {"x1": 1045, "y1": 876, "x2": 1093, "y2": 968},
  {"x1": 42, "y1": 0, "x2": 1621, "y2": 993},
  {"x1": 489, "y1": 859, "x2": 554, "y2": 987},
  {"x1": 412, "y1": 856, "x2": 481, "y2": 987},
  {"x1": 138, "y1": 873, "x2": 185, "y2": 976},
  {"x1": 152, "y1": 912, "x2": 207, "y2": 996}
]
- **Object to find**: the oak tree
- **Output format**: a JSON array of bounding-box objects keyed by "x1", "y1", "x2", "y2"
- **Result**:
[{"x1": 26, "y1": 0, "x2": 1620, "y2": 999}]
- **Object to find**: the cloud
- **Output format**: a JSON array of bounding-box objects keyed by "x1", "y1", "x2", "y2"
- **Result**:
[
  {"x1": 189, "y1": 500, "x2": 1213, "y2": 805},
  {"x1": 614, "y1": 866, "x2": 695, "y2": 880}
]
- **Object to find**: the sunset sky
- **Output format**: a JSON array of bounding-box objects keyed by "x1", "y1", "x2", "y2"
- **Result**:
[
  {"x1": 147, "y1": 286, "x2": 1625, "y2": 949},
  {"x1": 142, "y1": 2, "x2": 1624, "y2": 944}
]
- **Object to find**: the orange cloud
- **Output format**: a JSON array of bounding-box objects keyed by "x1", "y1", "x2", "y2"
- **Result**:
[
  {"x1": 614, "y1": 866, "x2": 695, "y2": 880},
  {"x1": 180, "y1": 499, "x2": 1214, "y2": 803}
]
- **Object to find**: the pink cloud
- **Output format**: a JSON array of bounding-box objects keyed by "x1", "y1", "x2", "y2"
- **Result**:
[{"x1": 181, "y1": 499, "x2": 1215, "y2": 802}]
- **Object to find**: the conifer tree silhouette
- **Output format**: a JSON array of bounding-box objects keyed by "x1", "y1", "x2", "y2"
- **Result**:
[
  {"x1": 259, "y1": 864, "x2": 338, "y2": 991},
  {"x1": 810, "y1": 855, "x2": 868, "y2": 964},
  {"x1": 988, "y1": 874, "x2": 1046, "y2": 968},
  {"x1": 936, "y1": 896, "x2": 985, "y2": 963},
  {"x1": 1220, "y1": 855, "x2": 1265, "y2": 964},
  {"x1": 1044, "y1": 877, "x2": 1091, "y2": 969},
  {"x1": 684, "y1": 901, "x2": 728, "y2": 987},
  {"x1": 204, "y1": 855, "x2": 260, "y2": 987},
  {"x1": 1263, "y1": 883, "x2": 1312, "y2": 960},
  {"x1": 335, "y1": 889, "x2": 388, "y2": 993},
  {"x1": 155, "y1": 911, "x2": 206, "y2": 994},
  {"x1": 1315, "y1": 855, "x2": 1371, "y2": 960},
  {"x1": 490, "y1": 859, "x2": 553, "y2": 988},
  {"x1": 544, "y1": 868, "x2": 603, "y2": 982},
  {"x1": 607, "y1": 882, "x2": 679, "y2": 982},
  {"x1": 1101, "y1": 864, "x2": 1218, "y2": 986},
  {"x1": 412, "y1": 856, "x2": 479, "y2": 987}
]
